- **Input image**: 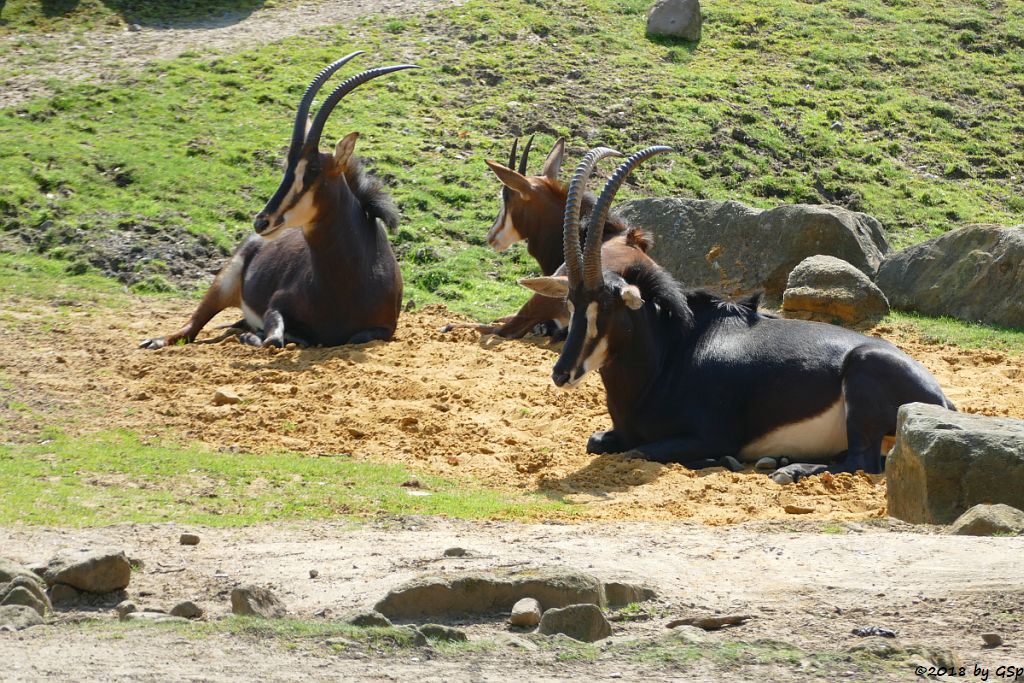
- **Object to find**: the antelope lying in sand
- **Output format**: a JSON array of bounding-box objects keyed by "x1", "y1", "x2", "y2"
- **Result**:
[
  {"x1": 523, "y1": 146, "x2": 955, "y2": 483},
  {"x1": 443, "y1": 136, "x2": 652, "y2": 339},
  {"x1": 141, "y1": 52, "x2": 415, "y2": 349}
]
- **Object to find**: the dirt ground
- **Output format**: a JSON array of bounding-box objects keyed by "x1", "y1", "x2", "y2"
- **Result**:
[{"x1": 6, "y1": 297, "x2": 1024, "y2": 524}]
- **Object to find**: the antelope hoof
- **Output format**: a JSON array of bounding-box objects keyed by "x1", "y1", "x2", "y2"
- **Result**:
[
  {"x1": 239, "y1": 332, "x2": 263, "y2": 347},
  {"x1": 587, "y1": 430, "x2": 624, "y2": 455},
  {"x1": 770, "y1": 463, "x2": 827, "y2": 485},
  {"x1": 139, "y1": 337, "x2": 167, "y2": 350},
  {"x1": 262, "y1": 336, "x2": 284, "y2": 349}
]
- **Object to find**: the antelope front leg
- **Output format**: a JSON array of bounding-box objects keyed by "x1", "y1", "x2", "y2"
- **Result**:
[{"x1": 260, "y1": 309, "x2": 285, "y2": 348}]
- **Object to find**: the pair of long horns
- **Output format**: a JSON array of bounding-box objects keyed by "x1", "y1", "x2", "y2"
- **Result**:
[
  {"x1": 288, "y1": 52, "x2": 419, "y2": 161},
  {"x1": 506, "y1": 134, "x2": 536, "y2": 175},
  {"x1": 562, "y1": 146, "x2": 673, "y2": 289}
]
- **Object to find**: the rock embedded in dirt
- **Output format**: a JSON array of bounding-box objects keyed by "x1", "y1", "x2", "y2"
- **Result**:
[
  {"x1": 418, "y1": 624, "x2": 468, "y2": 642},
  {"x1": 875, "y1": 224, "x2": 1024, "y2": 328},
  {"x1": 48, "y1": 583, "x2": 79, "y2": 608},
  {"x1": 212, "y1": 389, "x2": 241, "y2": 406},
  {"x1": 668, "y1": 614, "x2": 753, "y2": 631},
  {"x1": 374, "y1": 569, "x2": 625, "y2": 619},
  {"x1": 400, "y1": 625, "x2": 429, "y2": 647},
  {"x1": 782, "y1": 255, "x2": 889, "y2": 328},
  {"x1": 646, "y1": 0, "x2": 702, "y2": 42},
  {"x1": 1, "y1": 574, "x2": 51, "y2": 617},
  {"x1": 0, "y1": 605, "x2": 44, "y2": 631},
  {"x1": 124, "y1": 611, "x2": 188, "y2": 624},
  {"x1": 754, "y1": 457, "x2": 778, "y2": 472},
  {"x1": 343, "y1": 610, "x2": 392, "y2": 628},
  {"x1": 309, "y1": 569, "x2": 319, "y2": 579},
  {"x1": 509, "y1": 597, "x2": 542, "y2": 627},
  {"x1": 617, "y1": 198, "x2": 889, "y2": 301},
  {"x1": 949, "y1": 504, "x2": 1024, "y2": 537},
  {"x1": 982, "y1": 633, "x2": 1003, "y2": 647},
  {"x1": 179, "y1": 533, "x2": 201, "y2": 546},
  {"x1": 170, "y1": 601, "x2": 204, "y2": 619},
  {"x1": 887, "y1": 404, "x2": 1024, "y2": 524},
  {"x1": 442, "y1": 547, "x2": 468, "y2": 558},
  {"x1": 42, "y1": 549, "x2": 132, "y2": 594},
  {"x1": 230, "y1": 585, "x2": 287, "y2": 619},
  {"x1": 784, "y1": 505, "x2": 815, "y2": 515},
  {"x1": 667, "y1": 625, "x2": 711, "y2": 644},
  {"x1": 603, "y1": 582, "x2": 658, "y2": 608},
  {"x1": 116, "y1": 600, "x2": 138, "y2": 619},
  {"x1": 537, "y1": 604, "x2": 612, "y2": 643},
  {"x1": 493, "y1": 633, "x2": 539, "y2": 651}
]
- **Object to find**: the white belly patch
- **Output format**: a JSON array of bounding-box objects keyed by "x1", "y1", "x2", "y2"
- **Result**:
[
  {"x1": 738, "y1": 393, "x2": 848, "y2": 463},
  {"x1": 240, "y1": 299, "x2": 263, "y2": 331}
]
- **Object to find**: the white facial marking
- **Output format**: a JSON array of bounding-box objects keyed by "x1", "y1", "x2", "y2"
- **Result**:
[
  {"x1": 487, "y1": 204, "x2": 522, "y2": 252},
  {"x1": 564, "y1": 302, "x2": 603, "y2": 386},
  {"x1": 262, "y1": 159, "x2": 315, "y2": 238},
  {"x1": 738, "y1": 392, "x2": 849, "y2": 462}
]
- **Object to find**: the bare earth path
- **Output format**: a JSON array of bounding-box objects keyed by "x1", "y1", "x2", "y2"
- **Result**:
[{"x1": 0, "y1": 0, "x2": 464, "y2": 108}]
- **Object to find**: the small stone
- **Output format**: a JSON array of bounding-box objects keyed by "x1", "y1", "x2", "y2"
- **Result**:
[
  {"x1": 510, "y1": 597, "x2": 542, "y2": 627},
  {"x1": 719, "y1": 455, "x2": 743, "y2": 472},
  {"x1": 116, "y1": 600, "x2": 138, "y2": 619},
  {"x1": 418, "y1": 623, "x2": 467, "y2": 642},
  {"x1": 47, "y1": 583, "x2": 79, "y2": 607},
  {"x1": 668, "y1": 614, "x2": 753, "y2": 631},
  {"x1": 784, "y1": 504, "x2": 815, "y2": 515},
  {"x1": 230, "y1": 585, "x2": 287, "y2": 618},
  {"x1": 442, "y1": 547, "x2": 467, "y2": 558},
  {"x1": 950, "y1": 504, "x2": 1024, "y2": 537},
  {"x1": 212, "y1": 389, "x2": 240, "y2": 406},
  {"x1": 830, "y1": 121, "x2": 844, "y2": 131},
  {"x1": 324, "y1": 636, "x2": 358, "y2": 648},
  {"x1": 537, "y1": 604, "x2": 612, "y2": 642},
  {"x1": 309, "y1": 569, "x2": 319, "y2": 579},
  {"x1": 170, "y1": 601, "x2": 203, "y2": 619},
  {"x1": 179, "y1": 533, "x2": 201, "y2": 546},
  {"x1": 400, "y1": 624, "x2": 428, "y2": 647},
  {"x1": 492, "y1": 633, "x2": 538, "y2": 651},
  {"x1": 343, "y1": 610, "x2": 392, "y2": 628},
  {"x1": 668, "y1": 625, "x2": 710, "y2": 644},
  {"x1": 754, "y1": 457, "x2": 778, "y2": 472},
  {"x1": 981, "y1": 633, "x2": 1003, "y2": 647}
]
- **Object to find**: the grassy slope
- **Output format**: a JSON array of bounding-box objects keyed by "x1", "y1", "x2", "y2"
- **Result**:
[{"x1": 0, "y1": 0, "x2": 1022, "y2": 321}]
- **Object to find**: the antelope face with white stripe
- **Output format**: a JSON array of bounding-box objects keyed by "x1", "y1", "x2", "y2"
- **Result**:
[
  {"x1": 521, "y1": 272, "x2": 644, "y2": 388},
  {"x1": 253, "y1": 133, "x2": 360, "y2": 239},
  {"x1": 484, "y1": 136, "x2": 565, "y2": 252}
]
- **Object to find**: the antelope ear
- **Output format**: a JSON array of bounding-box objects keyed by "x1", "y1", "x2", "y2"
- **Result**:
[
  {"x1": 329, "y1": 132, "x2": 359, "y2": 177},
  {"x1": 541, "y1": 137, "x2": 565, "y2": 180},
  {"x1": 485, "y1": 160, "x2": 533, "y2": 198},
  {"x1": 620, "y1": 284, "x2": 644, "y2": 310},
  {"x1": 519, "y1": 275, "x2": 570, "y2": 299}
]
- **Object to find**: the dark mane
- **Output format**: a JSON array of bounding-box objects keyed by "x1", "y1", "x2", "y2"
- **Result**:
[
  {"x1": 624, "y1": 263, "x2": 764, "y2": 330},
  {"x1": 345, "y1": 156, "x2": 399, "y2": 232},
  {"x1": 538, "y1": 177, "x2": 630, "y2": 241}
]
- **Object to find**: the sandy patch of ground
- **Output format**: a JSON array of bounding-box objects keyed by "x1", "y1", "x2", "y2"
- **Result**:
[{"x1": 2, "y1": 297, "x2": 1022, "y2": 525}]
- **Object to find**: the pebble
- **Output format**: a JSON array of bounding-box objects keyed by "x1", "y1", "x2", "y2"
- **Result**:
[
  {"x1": 309, "y1": 569, "x2": 319, "y2": 579},
  {"x1": 443, "y1": 547, "x2": 467, "y2": 558},
  {"x1": 179, "y1": 533, "x2": 200, "y2": 546},
  {"x1": 981, "y1": 633, "x2": 1003, "y2": 647},
  {"x1": 170, "y1": 601, "x2": 204, "y2": 619},
  {"x1": 212, "y1": 389, "x2": 240, "y2": 406},
  {"x1": 115, "y1": 600, "x2": 138, "y2": 619},
  {"x1": 754, "y1": 457, "x2": 777, "y2": 472},
  {"x1": 509, "y1": 597, "x2": 542, "y2": 627}
]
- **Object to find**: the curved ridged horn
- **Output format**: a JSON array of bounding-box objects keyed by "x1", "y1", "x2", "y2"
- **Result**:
[
  {"x1": 305, "y1": 64, "x2": 420, "y2": 152},
  {"x1": 289, "y1": 51, "x2": 364, "y2": 162},
  {"x1": 562, "y1": 147, "x2": 622, "y2": 287},
  {"x1": 582, "y1": 146, "x2": 673, "y2": 289},
  {"x1": 507, "y1": 137, "x2": 519, "y2": 170},
  {"x1": 517, "y1": 134, "x2": 535, "y2": 175}
]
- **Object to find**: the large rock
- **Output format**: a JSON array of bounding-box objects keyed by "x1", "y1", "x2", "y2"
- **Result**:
[
  {"x1": 949, "y1": 504, "x2": 1024, "y2": 536},
  {"x1": 537, "y1": 604, "x2": 612, "y2": 642},
  {"x1": 0, "y1": 559, "x2": 50, "y2": 616},
  {"x1": 646, "y1": 0, "x2": 702, "y2": 41},
  {"x1": 887, "y1": 404, "x2": 1024, "y2": 524},
  {"x1": 782, "y1": 255, "x2": 889, "y2": 328},
  {"x1": 41, "y1": 549, "x2": 131, "y2": 594},
  {"x1": 875, "y1": 224, "x2": 1024, "y2": 328},
  {"x1": 230, "y1": 585, "x2": 287, "y2": 619},
  {"x1": 374, "y1": 569, "x2": 645, "y2": 620},
  {"x1": 0, "y1": 605, "x2": 44, "y2": 631},
  {"x1": 618, "y1": 198, "x2": 890, "y2": 301}
]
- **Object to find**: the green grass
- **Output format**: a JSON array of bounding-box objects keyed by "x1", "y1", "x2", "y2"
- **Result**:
[
  {"x1": 0, "y1": 0, "x2": 292, "y2": 33},
  {"x1": 0, "y1": 428, "x2": 575, "y2": 526},
  {"x1": 1, "y1": 0, "x2": 1022, "y2": 322},
  {"x1": 887, "y1": 311, "x2": 1024, "y2": 354}
]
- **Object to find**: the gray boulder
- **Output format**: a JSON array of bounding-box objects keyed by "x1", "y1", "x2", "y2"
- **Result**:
[
  {"x1": 537, "y1": 604, "x2": 612, "y2": 642},
  {"x1": 0, "y1": 560, "x2": 50, "y2": 617},
  {"x1": 646, "y1": 0, "x2": 702, "y2": 42},
  {"x1": 230, "y1": 585, "x2": 287, "y2": 619},
  {"x1": 170, "y1": 600, "x2": 204, "y2": 619},
  {"x1": 887, "y1": 404, "x2": 1024, "y2": 524},
  {"x1": 618, "y1": 198, "x2": 890, "y2": 301},
  {"x1": 0, "y1": 604, "x2": 44, "y2": 631},
  {"x1": 949, "y1": 504, "x2": 1024, "y2": 536},
  {"x1": 782, "y1": 255, "x2": 889, "y2": 328},
  {"x1": 42, "y1": 549, "x2": 131, "y2": 594},
  {"x1": 875, "y1": 224, "x2": 1024, "y2": 328}
]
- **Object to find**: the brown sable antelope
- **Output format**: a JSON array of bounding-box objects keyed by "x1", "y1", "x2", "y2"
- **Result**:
[
  {"x1": 140, "y1": 52, "x2": 416, "y2": 350},
  {"x1": 524, "y1": 146, "x2": 954, "y2": 485},
  {"x1": 442, "y1": 136, "x2": 651, "y2": 339}
]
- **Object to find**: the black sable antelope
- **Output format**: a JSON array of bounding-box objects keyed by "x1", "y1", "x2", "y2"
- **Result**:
[
  {"x1": 443, "y1": 135, "x2": 651, "y2": 339},
  {"x1": 522, "y1": 145, "x2": 955, "y2": 484},
  {"x1": 141, "y1": 52, "x2": 415, "y2": 350}
]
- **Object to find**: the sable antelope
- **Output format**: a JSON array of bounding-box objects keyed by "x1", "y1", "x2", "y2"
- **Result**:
[
  {"x1": 140, "y1": 53, "x2": 415, "y2": 350},
  {"x1": 523, "y1": 146, "x2": 955, "y2": 484},
  {"x1": 443, "y1": 136, "x2": 651, "y2": 339}
]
